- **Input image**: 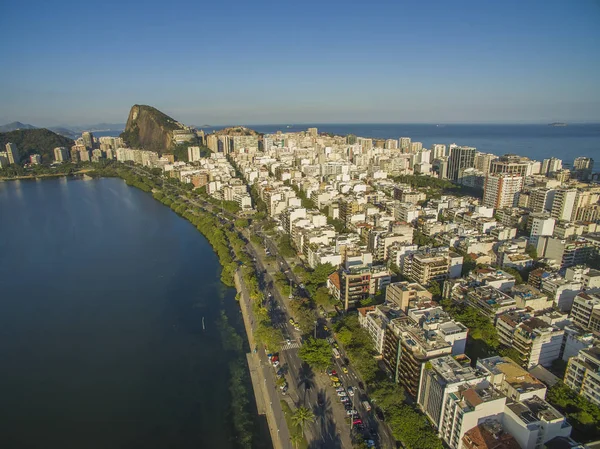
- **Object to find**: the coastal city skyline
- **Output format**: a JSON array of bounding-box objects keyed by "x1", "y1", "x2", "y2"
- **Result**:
[
  {"x1": 2, "y1": 1, "x2": 600, "y2": 449},
  {"x1": 2, "y1": 1, "x2": 600, "y2": 126}
]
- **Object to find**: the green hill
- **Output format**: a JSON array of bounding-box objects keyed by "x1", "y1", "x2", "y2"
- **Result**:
[{"x1": 0, "y1": 129, "x2": 75, "y2": 164}]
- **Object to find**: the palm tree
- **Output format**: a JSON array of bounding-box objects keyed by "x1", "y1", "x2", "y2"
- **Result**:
[
  {"x1": 290, "y1": 432, "x2": 303, "y2": 449},
  {"x1": 291, "y1": 406, "x2": 315, "y2": 432}
]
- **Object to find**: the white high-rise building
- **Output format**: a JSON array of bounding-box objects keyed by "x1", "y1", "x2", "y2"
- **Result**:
[
  {"x1": 188, "y1": 146, "x2": 202, "y2": 162},
  {"x1": 54, "y1": 147, "x2": 70, "y2": 162},
  {"x1": 385, "y1": 139, "x2": 398, "y2": 150},
  {"x1": 399, "y1": 137, "x2": 411, "y2": 153},
  {"x1": 551, "y1": 189, "x2": 577, "y2": 221},
  {"x1": 530, "y1": 216, "x2": 556, "y2": 247},
  {"x1": 418, "y1": 355, "x2": 506, "y2": 449},
  {"x1": 430, "y1": 144, "x2": 447, "y2": 159},
  {"x1": 542, "y1": 157, "x2": 563, "y2": 175},
  {"x1": 5, "y1": 142, "x2": 19, "y2": 164},
  {"x1": 483, "y1": 173, "x2": 523, "y2": 209}
]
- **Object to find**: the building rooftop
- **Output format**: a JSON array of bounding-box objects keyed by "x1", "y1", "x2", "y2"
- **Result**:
[
  {"x1": 478, "y1": 356, "x2": 546, "y2": 393},
  {"x1": 507, "y1": 396, "x2": 566, "y2": 424},
  {"x1": 388, "y1": 317, "x2": 452, "y2": 356},
  {"x1": 428, "y1": 355, "x2": 483, "y2": 384},
  {"x1": 462, "y1": 419, "x2": 521, "y2": 449}
]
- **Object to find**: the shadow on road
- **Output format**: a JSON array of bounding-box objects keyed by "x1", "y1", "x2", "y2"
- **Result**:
[
  {"x1": 296, "y1": 362, "x2": 315, "y2": 406},
  {"x1": 309, "y1": 389, "x2": 342, "y2": 449}
]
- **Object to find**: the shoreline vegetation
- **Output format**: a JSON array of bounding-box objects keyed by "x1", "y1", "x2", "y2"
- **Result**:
[{"x1": 1, "y1": 161, "x2": 273, "y2": 449}]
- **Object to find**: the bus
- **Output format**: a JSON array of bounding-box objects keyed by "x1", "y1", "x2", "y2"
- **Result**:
[{"x1": 332, "y1": 348, "x2": 341, "y2": 359}]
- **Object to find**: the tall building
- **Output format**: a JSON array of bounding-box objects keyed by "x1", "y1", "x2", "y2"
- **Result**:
[
  {"x1": 490, "y1": 154, "x2": 532, "y2": 177},
  {"x1": 54, "y1": 147, "x2": 69, "y2": 162},
  {"x1": 569, "y1": 292, "x2": 600, "y2": 332},
  {"x1": 385, "y1": 281, "x2": 432, "y2": 312},
  {"x1": 550, "y1": 189, "x2": 577, "y2": 221},
  {"x1": 188, "y1": 146, "x2": 201, "y2": 162},
  {"x1": 564, "y1": 346, "x2": 600, "y2": 406},
  {"x1": 529, "y1": 188, "x2": 556, "y2": 213},
  {"x1": 430, "y1": 144, "x2": 447, "y2": 159},
  {"x1": 573, "y1": 157, "x2": 594, "y2": 181},
  {"x1": 482, "y1": 174, "x2": 524, "y2": 210},
  {"x1": 418, "y1": 355, "x2": 506, "y2": 449},
  {"x1": 448, "y1": 146, "x2": 476, "y2": 181},
  {"x1": 399, "y1": 137, "x2": 411, "y2": 153},
  {"x1": 383, "y1": 317, "x2": 452, "y2": 395},
  {"x1": 542, "y1": 157, "x2": 563, "y2": 176},
  {"x1": 529, "y1": 216, "x2": 555, "y2": 247},
  {"x1": 410, "y1": 141, "x2": 423, "y2": 153},
  {"x1": 357, "y1": 137, "x2": 373, "y2": 152},
  {"x1": 385, "y1": 139, "x2": 398, "y2": 150},
  {"x1": 5, "y1": 142, "x2": 19, "y2": 164},
  {"x1": 307, "y1": 127, "x2": 318, "y2": 137},
  {"x1": 474, "y1": 152, "x2": 496, "y2": 174},
  {"x1": 82, "y1": 131, "x2": 94, "y2": 150}
]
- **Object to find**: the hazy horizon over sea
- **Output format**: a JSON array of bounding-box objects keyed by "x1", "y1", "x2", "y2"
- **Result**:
[{"x1": 98, "y1": 123, "x2": 600, "y2": 165}]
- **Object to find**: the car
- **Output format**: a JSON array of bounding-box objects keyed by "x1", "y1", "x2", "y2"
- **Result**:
[
  {"x1": 333, "y1": 343, "x2": 339, "y2": 349},
  {"x1": 344, "y1": 404, "x2": 353, "y2": 410},
  {"x1": 323, "y1": 325, "x2": 328, "y2": 331},
  {"x1": 327, "y1": 369, "x2": 334, "y2": 376},
  {"x1": 272, "y1": 360, "x2": 280, "y2": 367},
  {"x1": 335, "y1": 387, "x2": 345, "y2": 392},
  {"x1": 330, "y1": 376, "x2": 339, "y2": 382},
  {"x1": 341, "y1": 398, "x2": 350, "y2": 404},
  {"x1": 331, "y1": 370, "x2": 337, "y2": 376},
  {"x1": 346, "y1": 409, "x2": 358, "y2": 416},
  {"x1": 289, "y1": 318, "x2": 294, "y2": 324},
  {"x1": 280, "y1": 382, "x2": 288, "y2": 390},
  {"x1": 358, "y1": 382, "x2": 365, "y2": 390},
  {"x1": 342, "y1": 367, "x2": 349, "y2": 374},
  {"x1": 282, "y1": 385, "x2": 288, "y2": 394},
  {"x1": 300, "y1": 283, "x2": 305, "y2": 289},
  {"x1": 352, "y1": 419, "x2": 363, "y2": 426},
  {"x1": 347, "y1": 386, "x2": 355, "y2": 396},
  {"x1": 332, "y1": 382, "x2": 342, "y2": 387},
  {"x1": 337, "y1": 391, "x2": 347, "y2": 397},
  {"x1": 286, "y1": 338, "x2": 291, "y2": 344}
]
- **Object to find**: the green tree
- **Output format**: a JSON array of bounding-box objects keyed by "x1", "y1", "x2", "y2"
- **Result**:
[
  {"x1": 291, "y1": 406, "x2": 315, "y2": 432},
  {"x1": 298, "y1": 338, "x2": 331, "y2": 371},
  {"x1": 427, "y1": 280, "x2": 442, "y2": 298},
  {"x1": 525, "y1": 244, "x2": 538, "y2": 259}
]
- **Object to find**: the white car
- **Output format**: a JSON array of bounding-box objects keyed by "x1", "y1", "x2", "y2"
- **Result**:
[
  {"x1": 335, "y1": 387, "x2": 345, "y2": 392},
  {"x1": 337, "y1": 391, "x2": 347, "y2": 397},
  {"x1": 346, "y1": 409, "x2": 358, "y2": 416},
  {"x1": 347, "y1": 386, "x2": 355, "y2": 396}
]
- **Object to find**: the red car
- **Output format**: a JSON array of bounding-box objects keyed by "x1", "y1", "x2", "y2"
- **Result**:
[
  {"x1": 353, "y1": 419, "x2": 362, "y2": 425},
  {"x1": 331, "y1": 370, "x2": 337, "y2": 376}
]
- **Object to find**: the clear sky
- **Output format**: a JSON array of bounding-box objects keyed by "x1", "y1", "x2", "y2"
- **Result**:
[{"x1": 1, "y1": 0, "x2": 599, "y2": 126}]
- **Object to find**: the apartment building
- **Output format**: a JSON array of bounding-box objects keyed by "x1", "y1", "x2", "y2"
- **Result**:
[
  {"x1": 418, "y1": 355, "x2": 506, "y2": 449},
  {"x1": 477, "y1": 356, "x2": 547, "y2": 402},
  {"x1": 503, "y1": 397, "x2": 572, "y2": 449},
  {"x1": 382, "y1": 317, "x2": 452, "y2": 396},
  {"x1": 483, "y1": 173, "x2": 523, "y2": 209},
  {"x1": 569, "y1": 293, "x2": 600, "y2": 333},
  {"x1": 512, "y1": 317, "x2": 564, "y2": 368},
  {"x1": 564, "y1": 346, "x2": 600, "y2": 406},
  {"x1": 385, "y1": 281, "x2": 432, "y2": 312},
  {"x1": 401, "y1": 248, "x2": 463, "y2": 286}
]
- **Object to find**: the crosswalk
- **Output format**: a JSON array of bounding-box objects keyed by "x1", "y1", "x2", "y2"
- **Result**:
[
  {"x1": 281, "y1": 341, "x2": 301, "y2": 351},
  {"x1": 273, "y1": 322, "x2": 287, "y2": 329}
]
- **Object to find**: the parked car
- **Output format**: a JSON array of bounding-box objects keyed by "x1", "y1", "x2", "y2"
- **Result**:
[
  {"x1": 352, "y1": 419, "x2": 363, "y2": 426},
  {"x1": 335, "y1": 387, "x2": 345, "y2": 392},
  {"x1": 342, "y1": 367, "x2": 349, "y2": 374},
  {"x1": 331, "y1": 370, "x2": 337, "y2": 376},
  {"x1": 337, "y1": 391, "x2": 347, "y2": 397},
  {"x1": 346, "y1": 409, "x2": 358, "y2": 416},
  {"x1": 332, "y1": 382, "x2": 342, "y2": 387},
  {"x1": 330, "y1": 376, "x2": 340, "y2": 382},
  {"x1": 281, "y1": 385, "x2": 288, "y2": 394},
  {"x1": 347, "y1": 386, "x2": 355, "y2": 396}
]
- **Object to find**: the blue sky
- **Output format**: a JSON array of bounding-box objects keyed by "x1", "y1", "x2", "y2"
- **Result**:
[{"x1": 1, "y1": 0, "x2": 599, "y2": 126}]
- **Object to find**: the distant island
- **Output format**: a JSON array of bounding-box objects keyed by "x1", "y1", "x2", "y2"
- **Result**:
[{"x1": 549, "y1": 122, "x2": 567, "y2": 127}]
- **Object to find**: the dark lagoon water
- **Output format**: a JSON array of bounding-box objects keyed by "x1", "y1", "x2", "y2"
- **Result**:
[{"x1": 0, "y1": 177, "x2": 263, "y2": 449}]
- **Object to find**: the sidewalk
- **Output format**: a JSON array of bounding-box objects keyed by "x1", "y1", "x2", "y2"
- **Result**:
[{"x1": 235, "y1": 270, "x2": 292, "y2": 449}]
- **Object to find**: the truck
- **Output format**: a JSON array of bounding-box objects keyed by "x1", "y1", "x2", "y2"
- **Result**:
[{"x1": 362, "y1": 400, "x2": 371, "y2": 412}]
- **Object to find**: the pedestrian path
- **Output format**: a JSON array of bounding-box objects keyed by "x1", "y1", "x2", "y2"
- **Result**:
[{"x1": 280, "y1": 341, "x2": 301, "y2": 351}]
